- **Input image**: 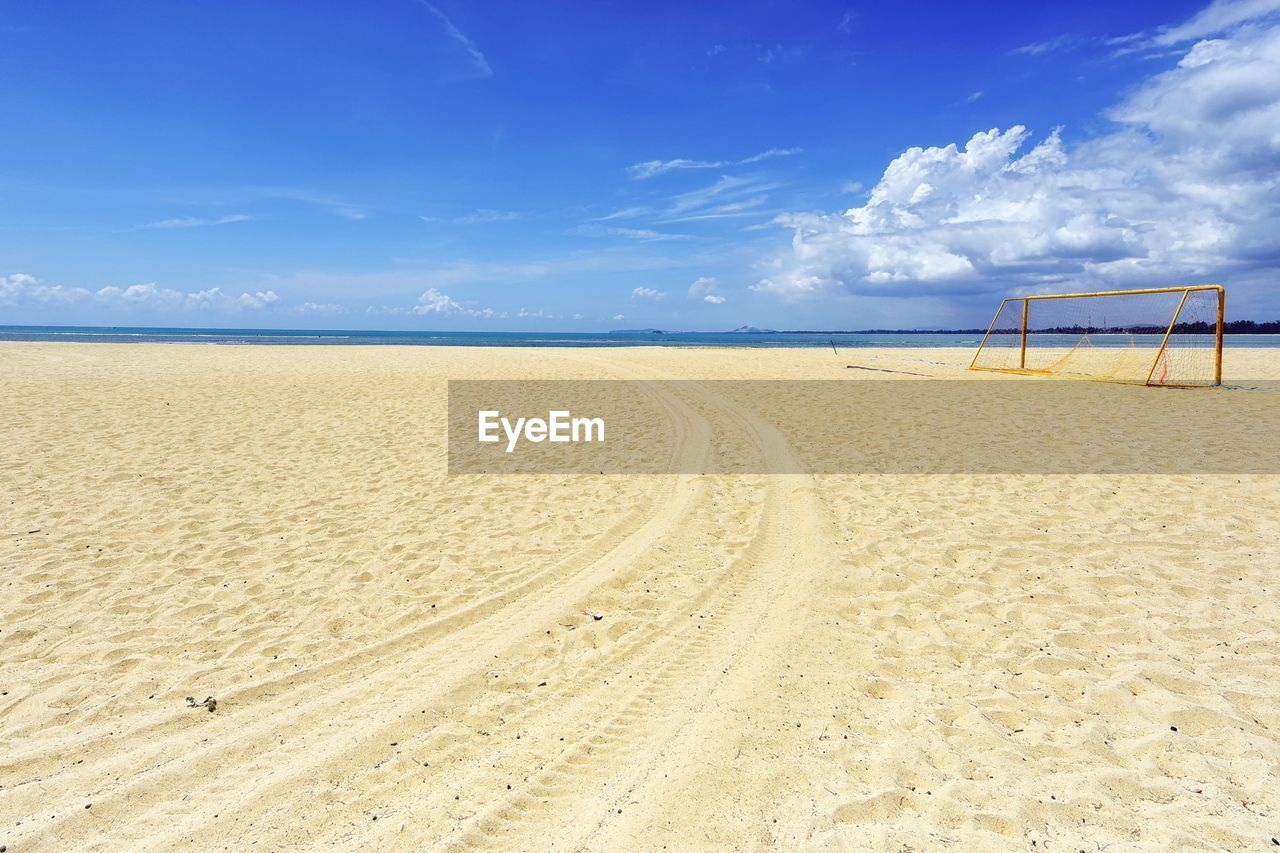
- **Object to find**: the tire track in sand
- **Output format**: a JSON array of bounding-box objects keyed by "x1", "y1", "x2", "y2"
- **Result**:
[
  {"x1": 6, "y1": 354, "x2": 717, "y2": 851},
  {"x1": 406, "y1": 357, "x2": 842, "y2": 851}
]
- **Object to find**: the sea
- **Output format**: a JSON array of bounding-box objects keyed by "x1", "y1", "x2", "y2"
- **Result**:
[{"x1": 2, "y1": 326, "x2": 1279, "y2": 348}]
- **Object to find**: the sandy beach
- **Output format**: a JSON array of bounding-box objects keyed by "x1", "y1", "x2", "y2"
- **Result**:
[{"x1": 2, "y1": 342, "x2": 1279, "y2": 851}]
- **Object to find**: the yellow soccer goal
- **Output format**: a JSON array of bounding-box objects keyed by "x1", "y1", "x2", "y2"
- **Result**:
[{"x1": 969, "y1": 285, "x2": 1224, "y2": 387}]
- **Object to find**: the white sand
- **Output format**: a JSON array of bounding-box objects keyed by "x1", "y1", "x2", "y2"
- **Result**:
[{"x1": 2, "y1": 343, "x2": 1278, "y2": 850}]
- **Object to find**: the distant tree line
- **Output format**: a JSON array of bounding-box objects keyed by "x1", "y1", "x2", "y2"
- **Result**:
[
  {"x1": 1026, "y1": 320, "x2": 1280, "y2": 335},
  {"x1": 788, "y1": 320, "x2": 1280, "y2": 334},
  {"x1": 964, "y1": 319, "x2": 1280, "y2": 335},
  {"x1": 1223, "y1": 319, "x2": 1280, "y2": 334}
]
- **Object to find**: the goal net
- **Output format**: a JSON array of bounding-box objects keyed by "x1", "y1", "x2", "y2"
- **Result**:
[{"x1": 969, "y1": 285, "x2": 1224, "y2": 387}]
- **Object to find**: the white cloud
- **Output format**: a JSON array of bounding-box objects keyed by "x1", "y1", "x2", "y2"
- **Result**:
[
  {"x1": 294, "y1": 301, "x2": 349, "y2": 315},
  {"x1": 0, "y1": 273, "x2": 92, "y2": 305},
  {"x1": 612, "y1": 314, "x2": 626, "y2": 321},
  {"x1": 368, "y1": 287, "x2": 499, "y2": 319},
  {"x1": 631, "y1": 286, "x2": 666, "y2": 300},
  {"x1": 601, "y1": 175, "x2": 783, "y2": 225},
  {"x1": 137, "y1": 214, "x2": 254, "y2": 230},
  {"x1": 269, "y1": 190, "x2": 366, "y2": 220},
  {"x1": 238, "y1": 290, "x2": 280, "y2": 309},
  {"x1": 1010, "y1": 34, "x2": 1082, "y2": 56},
  {"x1": 420, "y1": 209, "x2": 521, "y2": 225},
  {"x1": 575, "y1": 224, "x2": 693, "y2": 242},
  {"x1": 761, "y1": 17, "x2": 1280, "y2": 302},
  {"x1": 417, "y1": 1, "x2": 492, "y2": 79},
  {"x1": 0, "y1": 274, "x2": 282, "y2": 311},
  {"x1": 1153, "y1": 0, "x2": 1280, "y2": 45},
  {"x1": 413, "y1": 287, "x2": 464, "y2": 314},
  {"x1": 688, "y1": 276, "x2": 726, "y2": 303},
  {"x1": 628, "y1": 147, "x2": 801, "y2": 179},
  {"x1": 97, "y1": 283, "x2": 168, "y2": 303}
]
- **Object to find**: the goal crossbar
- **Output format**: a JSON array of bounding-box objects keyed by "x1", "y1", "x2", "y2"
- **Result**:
[{"x1": 969, "y1": 284, "x2": 1224, "y2": 387}]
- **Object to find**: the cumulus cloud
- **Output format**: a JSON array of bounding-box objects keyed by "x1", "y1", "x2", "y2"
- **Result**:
[
  {"x1": 367, "y1": 287, "x2": 500, "y2": 319},
  {"x1": 0, "y1": 274, "x2": 282, "y2": 311},
  {"x1": 703, "y1": 294, "x2": 727, "y2": 304},
  {"x1": 761, "y1": 13, "x2": 1280, "y2": 301},
  {"x1": 408, "y1": 287, "x2": 497, "y2": 317},
  {"x1": 414, "y1": 287, "x2": 463, "y2": 314},
  {"x1": 237, "y1": 290, "x2": 280, "y2": 308},
  {"x1": 628, "y1": 147, "x2": 801, "y2": 179},
  {"x1": 631, "y1": 286, "x2": 666, "y2": 300}
]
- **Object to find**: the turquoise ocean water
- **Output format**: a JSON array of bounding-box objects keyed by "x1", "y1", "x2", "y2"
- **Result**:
[{"x1": 2, "y1": 326, "x2": 1279, "y2": 348}]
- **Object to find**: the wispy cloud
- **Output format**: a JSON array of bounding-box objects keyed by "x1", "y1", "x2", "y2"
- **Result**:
[
  {"x1": 294, "y1": 301, "x2": 349, "y2": 316},
  {"x1": 1011, "y1": 2, "x2": 1280, "y2": 62},
  {"x1": 965, "y1": 90, "x2": 985, "y2": 103},
  {"x1": 597, "y1": 174, "x2": 785, "y2": 227},
  {"x1": 596, "y1": 206, "x2": 652, "y2": 222},
  {"x1": 574, "y1": 224, "x2": 695, "y2": 242},
  {"x1": 176, "y1": 186, "x2": 367, "y2": 220},
  {"x1": 1010, "y1": 33, "x2": 1082, "y2": 56},
  {"x1": 417, "y1": 1, "x2": 493, "y2": 79},
  {"x1": 628, "y1": 147, "x2": 801, "y2": 179},
  {"x1": 688, "y1": 276, "x2": 726, "y2": 304},
  {"x1": 420, "y1": 209, "x2": 521, "y2": 224},
  {"x1": 631, "y1": 287, "x2": 665, "y2": 300},
  {"x1": 270, "y1": 189, "x2": 367, "y2": 220},
  {"x1": 1152, "y1": 0, "x2": 1280, "y2": 45},
  {"x1": 137, "y1": 214, "x2": 254, "y2": 230},
  {"x1": 661, "y1": 175, "x2": 780, "y2": 222}
]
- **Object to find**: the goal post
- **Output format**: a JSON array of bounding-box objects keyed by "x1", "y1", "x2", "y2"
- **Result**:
[{"x1": 969, "y1": 285, "x2": 1225, "y2": 387}]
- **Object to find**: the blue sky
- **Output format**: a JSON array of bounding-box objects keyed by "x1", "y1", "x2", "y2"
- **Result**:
[{"x1": 3, "y1": 0, "x2": 1278, "y2": 329}]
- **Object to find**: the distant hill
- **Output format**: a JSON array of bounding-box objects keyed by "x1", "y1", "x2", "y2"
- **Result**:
[{"x1": 726, "y1": 326, "x2": 779, "y2": 334}]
